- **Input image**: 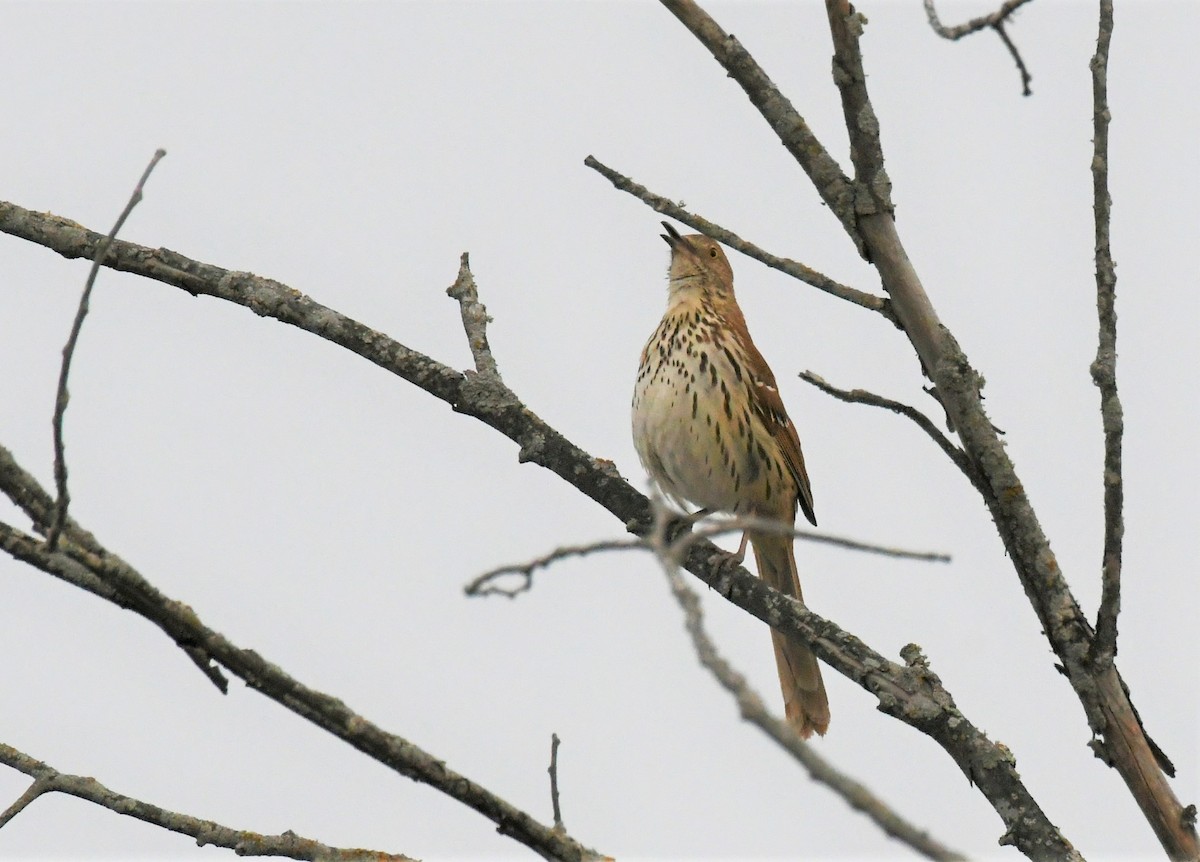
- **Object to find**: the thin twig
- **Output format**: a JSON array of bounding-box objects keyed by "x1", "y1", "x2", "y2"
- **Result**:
[
  {"x1": 923, "y1": 0, "x2": 1036, "y2": 96},
  {"x1": 548, "y1": 733, "x2": 565, "y2": 832},
  {"x1": 583, "y1": 155, "x2": 895, "y2": 323},
  {"x1": 657, "y1": 559, "x2": 966, "y2": 861},
  {"x1": 993, "y1": 21, "x2": 1034, "y2": 96},
  {"x1": 46, "y1": 149, "x2": 167, "y2": 551},
  {"x1": 1088, "y1": 0, "x2": 1122, "y2": 671},
  {"x1": 446, "y1": 251, "x2": 502, "y2": 380},
  {"x1": 464, "y1": 539, "x2": 643, "y2": 597},
  {"x1": 689, "y1": 516, "x2": 951, "y2": 563},
  {"x1": 464, "y1": 515, "x2": 949, "y2": 599},
  {"x1": 798, "y1": 371, "x2": 989, "y2": 499},
  {"x1": 0, "y1": 744, "x2": 415, "y2": 861}
]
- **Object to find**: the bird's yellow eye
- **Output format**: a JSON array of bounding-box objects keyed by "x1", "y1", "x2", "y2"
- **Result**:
[{"x1": 709, "y1": 247, "x2": 718, "y2": 258}]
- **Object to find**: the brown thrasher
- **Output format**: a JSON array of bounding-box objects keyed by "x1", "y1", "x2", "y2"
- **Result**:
[{"x1": 632, "y1": 222, "x2": 829, "y2": 738}]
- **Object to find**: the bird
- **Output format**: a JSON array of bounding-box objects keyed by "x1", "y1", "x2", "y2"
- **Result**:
[{"x1": 632, "y1": 221, "x2": 829, "y2": 738}]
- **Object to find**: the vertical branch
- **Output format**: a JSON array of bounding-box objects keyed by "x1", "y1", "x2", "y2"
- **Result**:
[
  {"x1": 46, "y1": 149, "x2": 168, "y2": 551},
  {"x1": 446, "y1": 252, "x2": 502, "y2": 380},
  {"x1": 547, "y1": 733, "x2": 565, "y2": 832},
  {"x1": 1088, "y1": 0, "x2": 1122, "y2": 669}
]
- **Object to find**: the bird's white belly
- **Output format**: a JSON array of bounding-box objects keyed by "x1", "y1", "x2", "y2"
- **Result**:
[{"x1": 632, "y1": 342, "x2": 766, "y2": 514}]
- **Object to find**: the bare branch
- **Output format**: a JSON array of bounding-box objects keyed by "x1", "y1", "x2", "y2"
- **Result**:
[
  {"x1": 658, "y1": 561, "x2": 965, "y2": 861},
  {"x1": 583, "y1": 155, "x2": 895, "y2": 323},
  {"x1": 446, "y1": 251, "x2": 502, "y2": 380},
  {"x1": 923, "y1": 0, "x2": 1036, "y2": 95},
  {"x1": 548, "y1": 734, "x2": 565, "y2": 833},
  {"x1": 798, "y1": 371, "x2": 988, "y2": 499},
  {"x1": 0, "y1": 743, "x2": 415, "y2": 861},
  {"x1": 0, "y1": 475, "x2": 603, "y2": 860},
  {"x1": 46, "y1": 149, "x2": 167, "y2": 551},
  {"x1": 1088, "y1": 0, "x2": 1122, "y2": 671}
]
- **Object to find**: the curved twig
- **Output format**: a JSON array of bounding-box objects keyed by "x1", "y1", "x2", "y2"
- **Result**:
[
  {"x1": 46, "y1": 149, "x2": 167, "y2": 551},
  {"x1": 923, "y1": 0, "x2": 1036, "y2": 95},
  {"x1": 798, "y1": 371, "x2": 988, "y2": 498}
]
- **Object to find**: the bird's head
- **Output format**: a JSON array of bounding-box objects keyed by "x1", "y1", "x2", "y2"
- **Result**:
[{"x1": 661, "y1": 222, "x2": 735, "y2": 301}]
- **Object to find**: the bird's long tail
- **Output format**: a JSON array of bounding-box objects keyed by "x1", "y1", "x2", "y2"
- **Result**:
[{"x1": 750, "y1": 530, "x2": 830, "y2": 738}]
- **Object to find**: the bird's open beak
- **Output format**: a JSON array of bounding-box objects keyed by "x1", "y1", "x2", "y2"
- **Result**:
[{"x1": 660, "y1": 221, "x2": 682, "y2": 248}]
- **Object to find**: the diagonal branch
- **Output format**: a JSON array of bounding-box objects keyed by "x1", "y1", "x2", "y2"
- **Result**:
[
  {"x1": 656, "y1": 516, "x2": 1079, "y2": 857},
  {"x1": 666, "y1": 573, "x2": 966, "y2": 860},
  {"x1": 0, "y1": 743, "x2": 414, "y2": 861},
  {"x1": 0, "y1": 443, "x2": 230, "y2": 692},
  {"x1": 46, "y1": 149, "x2": 167, "y2": 551},
  {"x1": 583, "y1": 155, "x2": 895, "y2": 323},
  {"x1": 0, "y1": 515, "x2": 603, "y2": 862},
  {"x1": 1088, "y1": 0, "x2": 1122, "y2": 671}
]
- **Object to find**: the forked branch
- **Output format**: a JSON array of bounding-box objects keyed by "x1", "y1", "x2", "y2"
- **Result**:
[{"x1": 923, "y1": 0, "x2": 1036, "y2": 95}]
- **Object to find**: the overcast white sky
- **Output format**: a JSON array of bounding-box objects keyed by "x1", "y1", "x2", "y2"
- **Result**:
[{"x1": 1, "y1": 1, "x2": 1196, "y2": 860}]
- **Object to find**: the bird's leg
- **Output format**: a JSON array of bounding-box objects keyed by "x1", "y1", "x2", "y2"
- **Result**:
[
  {"x1": 689, "y1": 507, "x2": 749, "y2": 566},
  {"x1": 732, "y1": 530, "x2": 750, "y2": 566}
]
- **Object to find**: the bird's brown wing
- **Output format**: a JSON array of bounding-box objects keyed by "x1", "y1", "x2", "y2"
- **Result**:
[{"x1": 741, "y1": 333, "x2": 817, "y2": 526}]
